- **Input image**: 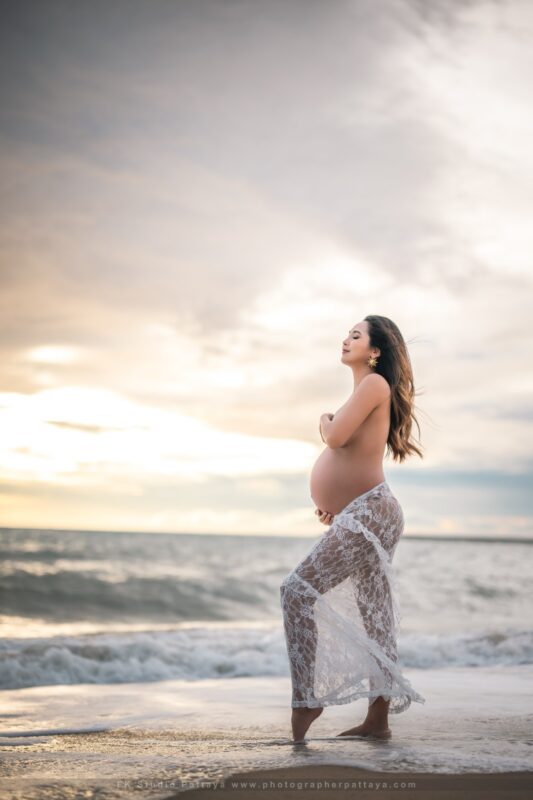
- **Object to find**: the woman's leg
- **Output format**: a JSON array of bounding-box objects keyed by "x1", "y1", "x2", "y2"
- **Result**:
[
  {"x1": 336, "y1": 501, "x2": 401, "y2": 737},
  {"x1": 334, "y1": 563, "x2": 395, "y2": 737},
  {"x1": 280, "y1": 522, "x2": 362, "y2": 741},
  {"x1": 354, "y1": 556, "x2": 398, "y2": 701},
  {"x1": 280, "y1": 525, "x2": 348, "y2": 708},
  {"x1": 280, "y1": 522, "x2": 359, "y2": 708}
]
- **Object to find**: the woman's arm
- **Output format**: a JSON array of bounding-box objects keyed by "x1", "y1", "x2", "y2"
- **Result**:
[{"x1": 321, "y1": 375, "x2": 389, "y2": 449}]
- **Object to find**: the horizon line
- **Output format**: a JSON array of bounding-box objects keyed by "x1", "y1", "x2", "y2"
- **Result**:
[{"x1": 0, "y1": 526, "x2": 531, "y2": 544}]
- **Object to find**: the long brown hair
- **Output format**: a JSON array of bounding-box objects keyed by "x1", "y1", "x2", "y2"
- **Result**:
[{"x1": 364, "y1": 314, "x2": 424, "y2": 463}]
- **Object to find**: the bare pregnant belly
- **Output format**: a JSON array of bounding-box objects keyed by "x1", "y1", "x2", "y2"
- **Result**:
[{"x1": 310, "y1": 448, "x2": 384, "y2": 514}]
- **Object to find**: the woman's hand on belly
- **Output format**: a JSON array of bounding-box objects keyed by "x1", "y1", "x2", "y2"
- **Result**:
[{"x1": 315, "y1": 507, "x2": 335, "y2": 525}]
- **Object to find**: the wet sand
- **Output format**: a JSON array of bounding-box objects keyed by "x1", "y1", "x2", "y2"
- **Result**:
[
  {"x1": 1, "y1": 669, "x2": 532, "y2": 798},
  {"x1": 174, "y1": 764, "x2": 533, "y2": 799}
]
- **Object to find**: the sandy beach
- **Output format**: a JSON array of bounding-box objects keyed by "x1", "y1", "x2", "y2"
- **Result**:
[{"x1": 1, "y1": 667, "x2": 533, "y2": 799}]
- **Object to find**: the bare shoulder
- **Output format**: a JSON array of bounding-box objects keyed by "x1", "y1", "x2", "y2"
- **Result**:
[
  {"x1": 360, "y1": 372, "x2": 391, "y2": 400},
  {"x1": 361, "y1": 372, "x2": 390, "y2": 396}
]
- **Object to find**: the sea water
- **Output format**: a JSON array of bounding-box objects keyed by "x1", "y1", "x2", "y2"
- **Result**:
[{"x1": 1, "y1": 527, "x2": 532, "y2": 797}]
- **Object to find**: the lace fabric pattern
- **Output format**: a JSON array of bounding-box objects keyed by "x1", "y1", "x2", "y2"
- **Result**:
[{"x1": 279, "y1": 481, "x2": 426, "y2": 713}]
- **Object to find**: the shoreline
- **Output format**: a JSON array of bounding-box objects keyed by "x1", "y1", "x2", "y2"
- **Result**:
[
  {"x1": 2, "y1": 669, "x2": 532, "y2": 797},
  {"x1": 173, "y1": 765, "x2": 533, "y2": 799}
]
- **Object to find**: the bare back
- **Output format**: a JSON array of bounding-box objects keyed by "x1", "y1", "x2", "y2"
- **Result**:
[{"x1": 309, "y1": 392, "x2": 391, "y2": 514}]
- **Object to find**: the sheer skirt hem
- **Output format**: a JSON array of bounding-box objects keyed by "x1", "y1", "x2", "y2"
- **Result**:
[
  {"x1": 286, "y1": 573, "x2": 426, "y2": 714},
  {"x1": 291, "y1": 687, "x2": 426, "y2": 711}
]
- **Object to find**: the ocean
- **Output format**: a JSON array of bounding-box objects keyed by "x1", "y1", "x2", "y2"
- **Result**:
[
  {"x1": 1, "y1": 527, "x2": 532, "y2": 687},
  {"x1": 1, "y1": 527, "x2": 532, "y2": 797}
]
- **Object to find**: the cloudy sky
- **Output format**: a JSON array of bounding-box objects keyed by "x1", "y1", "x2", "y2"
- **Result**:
[{"x1": 1, "y1": 0, "x2": 532, "y2": 537}]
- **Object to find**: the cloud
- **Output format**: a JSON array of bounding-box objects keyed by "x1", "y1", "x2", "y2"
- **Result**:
[{"x1": 0, "y1": 0, "x2": 532, "y2": 533}]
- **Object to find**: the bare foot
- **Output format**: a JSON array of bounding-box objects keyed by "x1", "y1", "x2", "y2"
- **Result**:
[
  {"x1": 336, "y1": 721, "x2": 391, "y2": 739},
  {"x1": 291, "y1": 707, "x2": 323, "y2": 742}
]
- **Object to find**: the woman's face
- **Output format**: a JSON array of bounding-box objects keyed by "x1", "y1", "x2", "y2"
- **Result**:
[{"x1": 341, "y1": 320, "x2": 370, "y2": 362}]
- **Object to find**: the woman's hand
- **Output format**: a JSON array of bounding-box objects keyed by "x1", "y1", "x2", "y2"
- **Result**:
[
  {"x1": 319, "y1": 412, "x2": 334, "y2": 443},
  {"x1": 315, "y1": 508, "x2": 335, "y2": 525}
]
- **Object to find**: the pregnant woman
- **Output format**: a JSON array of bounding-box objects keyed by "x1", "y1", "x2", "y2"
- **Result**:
[{"x1": 280, "y1": 314, "x2": 426, "y2": 743}]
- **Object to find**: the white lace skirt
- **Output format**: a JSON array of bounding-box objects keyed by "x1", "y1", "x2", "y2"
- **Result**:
[{"x1": 280, "y1": 480, "x2": 425, "y2": 713}]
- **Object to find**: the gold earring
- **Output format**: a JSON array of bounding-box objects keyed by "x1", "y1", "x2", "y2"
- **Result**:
[{"x1": 367, "y1": 355, "x2": 378, "y2": 368}]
